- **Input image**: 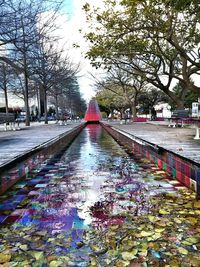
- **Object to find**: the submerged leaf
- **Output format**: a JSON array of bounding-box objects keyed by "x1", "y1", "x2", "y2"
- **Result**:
[
  {"x1": 49, "y1": 260, "x2": 63, "y2": 267},
  {"x1": 159, "y1": 209, "x2": 170, "y2": 215},
  {"x1": 194, "y1": 201, "x2": 200, "y2": 209},
  {"x1": 177, "y1": 247, "x2": 188, "y2": 255},
  {"x1": 182, "y1": 237, "x2": 199, "y2": 245},
  {"x1": 121, "y1": 249, "x2": 137, "y2": 260},
  {"x1": 140, "y1": 231, "x2": 153, "y2": 237},
  {"x1": 0, "y1": 253, "x2": 11, "y2": 263}
]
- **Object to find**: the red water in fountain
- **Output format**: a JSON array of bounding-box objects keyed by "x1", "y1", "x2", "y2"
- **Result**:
[{"x1": 84, "y1": 99, "x2": 102, "y2": 122}]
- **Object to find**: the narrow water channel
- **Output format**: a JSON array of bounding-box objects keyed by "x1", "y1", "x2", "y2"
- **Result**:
[{"x1": 0, "y1": 124, "x2": 200, "y2": 266}]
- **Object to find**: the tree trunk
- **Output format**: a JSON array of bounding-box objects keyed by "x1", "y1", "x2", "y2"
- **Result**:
[
  {"x1": 24, "y1": 69, "x2": 30, "y2": 126},
  {"x1": 131, "y1": 105, "x2": 137, "y2": 119},
  {"x1": 55, "y1": 95, "x2": 59, "y2": 120},
  {"x1": 3, "y1": 66, "x2": 9, "y2": 114},
  {"x1": 43, "y1": 87, "x2": 48, "y2": 124},
  {"x1": 4, "y1": 88, "x2": 9, "y2": 114},
  {"x1": 166, "y1": 90, "x2": 185, "y2": 109},
  {"x1": 21, "y1": 16, "x2": 30, "y2": 127},
  {"x1": 130, "y1": 96, "x2": 137, "y2": 119}
]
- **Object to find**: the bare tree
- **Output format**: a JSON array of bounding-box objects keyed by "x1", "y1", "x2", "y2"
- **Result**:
[
  {"x1": 0, "y1": 0, "x2": 63, "y2": 125},
  {"x1": 0, "y1": 63, "x2": 10, "y2": 113}
]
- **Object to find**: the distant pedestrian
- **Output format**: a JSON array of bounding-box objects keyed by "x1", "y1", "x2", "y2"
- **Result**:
[
  {"x1": 151, "y1": 107, "x2": 156, "y2": 120},
  {"x1": 124, "y1": 113, "x2": 128, "y2": 124}
]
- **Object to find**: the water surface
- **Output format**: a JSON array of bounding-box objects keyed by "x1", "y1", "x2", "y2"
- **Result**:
[{"x1": 0, "y1": 124, "x2": 199, "y2": 266}]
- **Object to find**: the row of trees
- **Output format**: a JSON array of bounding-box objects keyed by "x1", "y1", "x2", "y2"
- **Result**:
[
  {"x1": 0, "y1": 0, "x2": 86, "y2": 125},
  {"x1": 83, "y1": 0, "x2": 200, "y2": 117}
]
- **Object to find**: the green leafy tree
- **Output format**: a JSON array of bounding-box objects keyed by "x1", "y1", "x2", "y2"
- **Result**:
[
  {"x1": 96, "y1": 87, "x2": 130, "y2": 119},
  {"x1": 137, "y1": 87, "x2": 170, "y2": 114},
  {"x1": 83, "y1": 0, "x2": 200, "y2": 108},
  {"x1": 171, "y1": 83, "x2": 199, "y2": 109},
  {"x1": 93, "y1": 65, "x2": 147, "y2": 118}
]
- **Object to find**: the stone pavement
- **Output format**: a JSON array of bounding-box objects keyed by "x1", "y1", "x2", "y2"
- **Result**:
[
  {"x1": 0, "y1": 119, "x2": 199, "y2": 170},
  {"x1": 106, "y1": 120, "x2": 200, "y2": 165},
  {"x1": 0, "y1": 121, "x2": 84, "y2": 168}
]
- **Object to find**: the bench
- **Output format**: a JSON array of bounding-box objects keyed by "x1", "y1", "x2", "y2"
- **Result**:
[
  {"x1": 168, "y1": 109, "x2": 190, "y2": 127},
  {"x1": 0, "y1": 113, "x2": 18, "y2": 131}
]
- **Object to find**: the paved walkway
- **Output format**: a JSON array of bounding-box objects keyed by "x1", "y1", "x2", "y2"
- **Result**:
[
  {"x1": 0, "y1": 121, "x2": 84, "y2": 167},
  {"x1": 106, "y1": 120, "x2": 200, "y2": 165},
  {"x1": 0, "y1": 120, "x2": 200, "y2": 169}
]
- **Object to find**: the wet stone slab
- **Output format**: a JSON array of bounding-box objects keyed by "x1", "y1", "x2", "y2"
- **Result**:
[
  {"x1": 109, "y1": 122, "x2": 200, "y2": 165},
  {"x1": 0, "y1": 125, "x2": 199, "y2": 266},
  {"x1": 0, "y1": 122, "x2": 81, "y2": 167}
]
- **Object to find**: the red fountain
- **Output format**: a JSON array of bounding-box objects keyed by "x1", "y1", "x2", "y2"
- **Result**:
[{"x1": 84, "y1": 99, "x2": 102, "y2": 122}]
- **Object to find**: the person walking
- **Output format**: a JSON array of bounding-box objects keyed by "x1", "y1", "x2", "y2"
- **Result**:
[{"x1": 151, "y1": 107, "x2": 157, "y2": 120}]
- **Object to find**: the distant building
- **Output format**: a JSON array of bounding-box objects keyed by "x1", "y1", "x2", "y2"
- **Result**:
[{"x1": 154, "y1": 103, "x2": 171, "y2": 118}]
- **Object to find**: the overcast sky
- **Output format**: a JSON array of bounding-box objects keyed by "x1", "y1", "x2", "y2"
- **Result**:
[
  {"x1": 0, "y1": 0, "x2": 103, "y2": 108},
  {"x1": 59, "y1": 0, "x2": 104, "y2": 103}
]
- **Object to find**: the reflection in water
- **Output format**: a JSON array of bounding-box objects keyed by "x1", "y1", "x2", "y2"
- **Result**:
[{"x1": 0, "y1": 125, "x2": 198, "y2": 266}]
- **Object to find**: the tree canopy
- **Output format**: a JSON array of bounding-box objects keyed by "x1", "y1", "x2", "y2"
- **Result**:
[{"x1": 83, "y1": 0, "x2": 200, "y2": 108}]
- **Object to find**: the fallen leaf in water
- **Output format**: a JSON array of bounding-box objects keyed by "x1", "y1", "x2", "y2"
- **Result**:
[
  {"x1": 19, "y1": 244, "x2": 28, "y2": 251},
  {"x1": 159, "y1": 209, "x2": 170, "y2": 215},
  {"x1": 151, "y1": 232, "x2": 162, "y2": 240},
  {"x1": 155, "y1": 228, "x2": 165, "y2": 233},
  {"x1": 194, "y1": 201, "x2": 200, "y2": 209},
  {"x1": 0, "y1": 253, "x2": 11, "y2": 264},
  {"x1": 88, "y1": 256, "x2": 100, "y2": 267},
  {"x1": 177, "y1": 247, "x2": 188, "y2": 255},
  {"x1": 148, "y1": 215, "x2": 157, "y2": 223},
  {"x1": 138, "y1": 248, "x2": 148, "y2": 257},
  {"x1": 121, "y1": 249, "x2": 138, "y2": 260},
  {"x1": 49, "y1": 260, "x2": 63, "y2": 267},
  {"x1": 173, "y1": 218, "x2": 182, "y2": 224},
  {"x1": 182, "y1": 236, "x2": 199, "y2": 245},
  {"x1": 32, "y1": 251, "x2": 44, "y2": 261},
  {"x1": 115, "y1": 259, "x2": 130, "y2": 267},
  {"x1": 140, "y1": 231, "x2": 153, "y2": 237},
  {"x1": 186, "y1": 217, "x2": 198, "y2": 225}
]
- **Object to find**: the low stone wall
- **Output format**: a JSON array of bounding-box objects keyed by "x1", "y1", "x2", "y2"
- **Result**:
[
  {"x1": 102, "y1": 123, "x2": 200, "y2": 197},
  {"x1": 0, "y1": 124, "x2": 85, "y2": 194}
]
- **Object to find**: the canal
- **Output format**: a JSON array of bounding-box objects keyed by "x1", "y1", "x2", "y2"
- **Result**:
[{"x1": 0, "y1": 124, "x2": 200, "y2": 266}]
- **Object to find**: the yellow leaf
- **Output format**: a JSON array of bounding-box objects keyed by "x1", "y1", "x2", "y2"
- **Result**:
[
  {"x1": 148, "y1": 215, "x2": 156, "y2": 223},
  {"x1": 109, "y1": 225, "x2": 119, "y2": 230},
  {"x1": 140, "y1": 231, "x2": 153, "y2": 237},
  {"x1": 32, "y1": 251, "x2": 44, "y2": 260},
  {"x1": 182, "y1": 237, "x2": 198, "y2": 245},
  {"x1": 178, "y1": 247, "x2": 188, "y2": 255},
  {"x1": 49, "y1": 261, "x2": 63, "y2": 267},
  {"x1": 186, "y1": 217, "x2": 198, "y2": 225},
  {"x1": 115, "y1": 259, "x2": 130, "y2": 267},
  {"x1": 105, "y1": 259, "x2": 112, "y2": 265},
  {"x1": 126, "y1": 240, "x2": 137, "y2": 249},
  {"x1": 155, "y1": 228, "x2": 165, "y2": 233},
  {"x1": 151, "y1": 232, "x2": 162, "y2": 240},
  {"x1": 174, "y1": 218, "x2": 182, "y2": 224},
  {"x1": 159, "y1": 209, "x2": 170, "y2": 215},
  {"x1": 0, "y1": 253, "x2": 11, "y2": 264},
  {"x1": 89, "y1": 256, "x2": 100, "y2": 267},
  {"x1": 194, "y1": 201, "x2": 200, "y2": 209},
  {"x1": 19, "y1": 244, "x2": 28, "y2": 251},
  {"x1": 47, "y1": 256, "x2": 57, "y2": 263},
  {"x1": 140, "y1": 243, "x2": 148, "y2": 250},
  {"x1": 121, "y1": 250, "x2": 138, "y2": 261},
  {"x1": 138, "y1": 249, "x2": 148, "y2": 257},
  {"x1": 184, "y1": 203, "x2": 192, "y2": 208}
]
